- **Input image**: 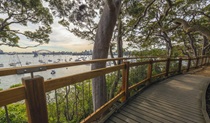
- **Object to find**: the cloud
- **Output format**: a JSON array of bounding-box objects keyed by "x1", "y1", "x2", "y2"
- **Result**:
[{"x1": 0, "y1": 15, "x2": 93, "y2": 52}]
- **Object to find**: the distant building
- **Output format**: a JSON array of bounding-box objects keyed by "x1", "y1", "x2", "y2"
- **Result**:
[{"x1": 0, "y1": 49, "x2": 4, "y2": 54}]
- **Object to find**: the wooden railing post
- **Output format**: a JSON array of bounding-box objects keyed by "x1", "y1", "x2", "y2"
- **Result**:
[
  {"x1": 187, "y1": 58, "x2": 191, "y2": 72},
  {"x1": 22, "y1": 75, "x2": 48, "y2": 123},
  {"x1": 165, "y1": 58, "x2": 170, "y2": 77},
  {"x1": 201, "y1": 56, "x2": 204, "y2": 66},
  {"x1": 196, "y1": 57, "x2": 199, "y2": 68},
  {"x1": 178, "y1": 58, "x2": 182, "y2": 74},
  {"x1": 122, "y1": 61, "x2": 129, "y2": 102},
  {"x1": 204, "y1": 56, "x2": 207, "y2": 65},
  {"x1": 209, "y1": 57, "x2": 210, "y2": 65},
  {"x1": 147, "y1": 59, "x2": 153, "y2": 84}
]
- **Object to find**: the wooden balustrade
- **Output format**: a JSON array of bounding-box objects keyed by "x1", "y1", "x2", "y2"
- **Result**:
[
  {"x1": 147, "y1": 60, "x2": 153, "y2": 84},
  {"x1": 0, "y1": 56, "x2": 209, "y2": 123},
  {"x1": 122, "y1": 61, "x2": 129, "y2": 102},
  {"x1": 187, "y1": 58, "x2": 191, "y2": 72},
  {"x1": 165, "y1": 58, "x2": 170, "y2": 77},
  {"x1": 22, "y1": 76, "x2": 48, "y2": 123},
  {"x1": 178, "y1": 58, "x2": 182, "y2": 74}
]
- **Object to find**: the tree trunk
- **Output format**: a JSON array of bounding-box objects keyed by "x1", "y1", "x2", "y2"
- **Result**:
[
  {"x1": 167, "y1": 43, "x2": 172, "y2": 57},
  {"x1": 202, "y1": 36, "x2": 208, "y2": 55},
  {"x1": 187, "y1": 33, "x2": 197, "y2": 57},
  {"x1": 117, "y1": 17, "x2": 123, "y2": 64},
  {"x1": 109, "y1": 70, "x2": 121, "y2": 99},
  {"x1": 157, "y1": 19, "x2": 173, "y2": 57},
  {"x1": 109, "y1": 17, "x2": 123, "y2": 99},
  {"x1": 91, "y1": 0, "x2": 121, "y2": 111},
  {"x1": 109, "y1": 44, "x2": 117, "y2": 65},
  {"x1": 158, "y1": 32, "x2": 173, "y2": 57}
]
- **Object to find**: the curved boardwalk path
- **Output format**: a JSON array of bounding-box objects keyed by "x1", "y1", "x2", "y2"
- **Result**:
[{"x1": 105, "y1": 73, "x2": 210, "y2": 123}]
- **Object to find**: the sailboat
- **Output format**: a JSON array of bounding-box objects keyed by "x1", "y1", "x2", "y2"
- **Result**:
[{"x1": 8, "y1": 53, "x2": 22, "y2": 67}]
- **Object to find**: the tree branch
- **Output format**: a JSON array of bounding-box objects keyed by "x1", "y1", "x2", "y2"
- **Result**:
[
  {"x1": 106, "y1": 0, "x2": 115, "y2": 10},
  {"x1": 160, "y1": 0, "x2": 172, "y2": 21},
  {"x1": 187, "y1": 33, "x2": 197, "y2": 57},
  {"x1": 204, "y1": 43, "x2": 210, "y2": 50},
  {"x1": 16, "y1": 43, "x2": 42, "y2": 49},
  {"x1": 197, "y1": 11, "x2": 210, "y2": 19},
  {"x1": 1, "y1": 17, "x2": 29, "y2": 32},
  {"x1": 0, "y1": 42, "x2": 42, "y2": 48},
  {"x1": 0, "y1": 13, "x2": 14, "y2": 30},
  {"x1": 174, "y1": 18, "x2": 210, "y2": 40},
  {"x1": 164, "y1": 25, "x2": 179, "y2": 32},
  {"x1": 156, "y1": 34, "x2": 169, "y2": 43},
  {"x1": 133, "y1": 0, "x2": 156, "y2": 29},
  {"x1": 180, "y1": 48, "x2": 190, "y2": 57}
]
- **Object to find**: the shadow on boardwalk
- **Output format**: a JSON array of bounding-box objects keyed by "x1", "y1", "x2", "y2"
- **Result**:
[{"x1": 105, "y1": 71, "x2": 210, "y2": 123}]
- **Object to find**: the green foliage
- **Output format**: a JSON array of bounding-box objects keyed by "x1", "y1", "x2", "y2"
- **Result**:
[
  {"x1": 106, "y1": 71, "x2": 122, "y2": 99},
  {"x1": 0, "y1": 104, "x2": 27, "y2": 123},
  {"x1": 127, "y1": 2, "x2": 144, "y2": 17},
  {"x1": 129, "y1": 65, "x2": 147, "y2": 85},
  {"x1": 10, "y1": 83, "x2": 22, "y2": 88},
  {"x1": 0, "y1": 79, "x2": 93, "y2": 123},
  {"x1": 0, "y1": 0, "x2": 53, "y2": 47},
  {"x1": 46, "y1": 80, "x2": 93, "y2": 123},
  {"x1": 124, "y1": 0, "x2": 210, "y2": 57},
  {"x1": 132, "y1": 49, "x2": 167, "y2": 57}
]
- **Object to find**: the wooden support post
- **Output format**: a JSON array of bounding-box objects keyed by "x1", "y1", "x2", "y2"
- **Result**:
[
  {"x1": 165, "y1": 58, "x2": 170, "y2": 77},
  {"x1": 122, "y1": 61, "x2": 129, "y2": 102},
  {"x1": 187, "y1": 58, "x2": 191, "y2": 72},
  {"x1": 178, "y1": 58, "x2": 182, "y2": 74},
  {"x1": 22, "y1": 75, "x2": 48, "y2": 123},
  {"x1": 147, "y1": 60, "x2": 153, "y2": 84},
  {"x1": 198, "y1": 57, "x2": 201, "y2": 67},
  {"x1": 204, "y1": 56, "x2": 207, "y2": 65},
  {"x1": 201, "y1": 56, "x2": 204, "y2": 66},
  {"x1": 196, "y1": 57, "x2": 199, "y2": 68},
  {"x1": 208, "y1": 57, "x2": 210, "y2": 65}
]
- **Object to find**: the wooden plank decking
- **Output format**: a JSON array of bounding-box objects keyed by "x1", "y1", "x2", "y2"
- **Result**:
[{"x1": 105, "y1": 74, "x2": 210, "y2": 123}]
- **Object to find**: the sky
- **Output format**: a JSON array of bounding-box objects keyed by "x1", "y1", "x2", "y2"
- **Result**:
[{"x1": 0, "y1": 12, "x2": 93, "y2": 53}]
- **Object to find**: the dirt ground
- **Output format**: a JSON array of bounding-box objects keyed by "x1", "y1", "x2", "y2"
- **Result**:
[{"x1": 191, "y1": 66, "x2": 210, "y2": 76}]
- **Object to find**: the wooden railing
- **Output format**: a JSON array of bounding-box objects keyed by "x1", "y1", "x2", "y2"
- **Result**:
[{"x1": 0, "y1": 56, "x2": 209, "y2": 123}]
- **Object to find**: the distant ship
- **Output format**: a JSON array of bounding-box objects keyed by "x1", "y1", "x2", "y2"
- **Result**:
[
  {"x1": 0, "y1": 63, "x2": 4, "y2": 67},
  {"x1": 33, "y1": 52, "x2": 38, "y2": 57}
]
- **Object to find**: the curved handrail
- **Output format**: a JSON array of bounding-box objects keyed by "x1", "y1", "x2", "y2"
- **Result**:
[{"x1": 0, "y1": 56, "x2": 209, "y2": 123}]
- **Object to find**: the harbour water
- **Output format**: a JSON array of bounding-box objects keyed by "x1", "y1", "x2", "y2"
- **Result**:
[{"x1": 0, "y1": 54, "x2": 92, "y2": 90}]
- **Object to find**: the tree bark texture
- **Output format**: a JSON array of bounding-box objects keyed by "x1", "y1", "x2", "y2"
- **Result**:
[
  {"x1": 202, "y1": 36, "x2": 208, "y2": 55},
  {"x1": 187, "y1": 33, "x2": 197, "y2": 57},
  {"x1": 174, "y1": 18, "x2": 210, "y2": 40},
  {"x1": 91, "y1": 0, "x2": 121, "y2": 111},
  {"x1": 117, "y1": 17, "x2": 123, "y2": 64}
]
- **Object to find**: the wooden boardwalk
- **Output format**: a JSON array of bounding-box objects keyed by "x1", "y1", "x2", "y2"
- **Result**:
[{"x1": 105, "y1": 74, "x2": 210, "y2": 123}]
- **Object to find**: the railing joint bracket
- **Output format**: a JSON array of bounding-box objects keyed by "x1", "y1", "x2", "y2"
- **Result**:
[{"x1": 16, "y1": 66, "x2": 47, "y2": 74}]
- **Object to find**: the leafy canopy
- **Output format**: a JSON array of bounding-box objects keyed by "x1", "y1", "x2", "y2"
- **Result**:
[{"x1": 0, "y1": 0, "x2": 53, "y2": 48}]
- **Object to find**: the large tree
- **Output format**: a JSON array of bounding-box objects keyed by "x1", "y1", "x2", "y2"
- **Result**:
[
  {"x1": 124, "y1": 0, "x2": 210, "y2": 57},
  {"x1": 45, "y1": 0, "x2": 210, "y2": 111},
  {"x1": 91, "y1": 0, "x2": 121, "y2": 110},
  {"x1": 46, "y1": 0, "x2": 122, "y2": 110},
  {"x1": 0, "y1": 0, "x2": 53, "y2": 48}
]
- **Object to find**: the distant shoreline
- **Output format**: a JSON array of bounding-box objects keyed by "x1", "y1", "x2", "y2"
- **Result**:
[{"x1": 0, "y1": 52, "x2": 93, "y2": 55}]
